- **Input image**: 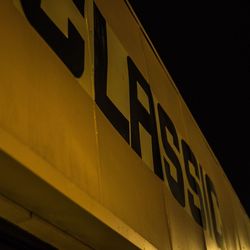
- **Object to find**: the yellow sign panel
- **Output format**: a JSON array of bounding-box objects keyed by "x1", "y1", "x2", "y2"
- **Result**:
[{"x1": 0, "y1": 0, "x2": 249, "y2": 249}]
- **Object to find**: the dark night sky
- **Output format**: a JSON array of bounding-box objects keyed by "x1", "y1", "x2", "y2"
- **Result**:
[{"x1": 128, "y1": 0, "x2": 250, "y2": 217}]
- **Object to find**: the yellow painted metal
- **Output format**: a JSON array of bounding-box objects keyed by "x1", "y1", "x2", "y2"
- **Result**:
[
  {"x1": 95, "y1": 107, "x2": 171, "y2": 249},
  {"x1": 0, "y1": 0, "x2": 100, "y2": 201},
  {"x1": 0, "y1": 131, "x2": 154, "y2": 250},
  {"x1": 0, "y1": 0, "x2": 249, "y2": 249}
]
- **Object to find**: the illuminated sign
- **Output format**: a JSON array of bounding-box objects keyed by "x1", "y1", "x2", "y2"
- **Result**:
[{"x1": 19, "y1": 0, "x2": 223, "y2": 247}]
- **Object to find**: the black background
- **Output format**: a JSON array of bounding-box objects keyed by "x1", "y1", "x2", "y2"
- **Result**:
[{"x1": 128, "y1": 0, "x2": 250, "y2": 217}]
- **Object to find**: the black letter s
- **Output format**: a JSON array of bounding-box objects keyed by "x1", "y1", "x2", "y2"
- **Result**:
[
  {"x1": 182, "y1": 140, "x2": 206, "y2": 228},
  {"x1": 158, "y1": 104, "x2": 185, "y2": 207}
]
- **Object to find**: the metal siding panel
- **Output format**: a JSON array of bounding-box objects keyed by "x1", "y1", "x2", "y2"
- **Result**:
[
  {"x1": 0, "y1": 0, "x2": 100, "y2": 201},
  {"x1": 96, "y1": 107, "x2": 171, "y2": 250}
]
